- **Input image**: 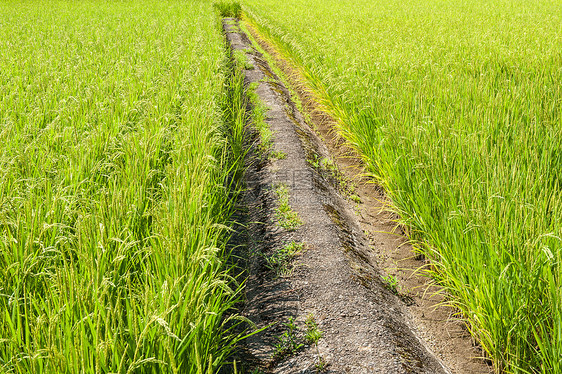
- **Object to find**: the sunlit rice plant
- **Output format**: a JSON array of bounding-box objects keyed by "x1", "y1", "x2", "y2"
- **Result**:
[{"x1": 0, "y1": 0, "x2": 247, "y2": 372}]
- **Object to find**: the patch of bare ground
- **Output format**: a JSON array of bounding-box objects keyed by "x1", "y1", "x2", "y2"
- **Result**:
[{"x1": 226, "y1": 17, "x2": 492, "y2": 374}]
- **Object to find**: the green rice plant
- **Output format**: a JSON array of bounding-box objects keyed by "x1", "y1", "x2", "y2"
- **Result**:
[
  {"x1": 0, "y1": 0, "x2": 248, "y2": 372},
  {"x1": 241, "y1": 0, "x2": 562, "y2": 372}
]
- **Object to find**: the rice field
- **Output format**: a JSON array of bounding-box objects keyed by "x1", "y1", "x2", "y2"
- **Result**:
[
  {"x1": 242, "y1": 0, "x2": 562, "y2": 372},
  {"x1": 0, "y1": 1, "x2": 246, "y2": 372},
  {"x1": 4, "y1": 0, "x2": 562, "y2": 371}
]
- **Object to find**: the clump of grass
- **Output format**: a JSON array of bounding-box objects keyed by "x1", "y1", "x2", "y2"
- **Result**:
[
  {"x1": 381, "y1": 274, "x2": 399, "y2": 295},
  {"x1": 308, "y1": 154, "x2": 358, "y2": 201},
  {"x1": 305, "y1": 313, "x2": 323, "y2": 345},
  {"x1": 273, "y1": 317, "x2": 304, "y2": 361},
  {"x1": 273, "y1": 183, "x2": 302, "y2": 230},
  {"x1": 263, "y1": 240, "x2": 304, "y2": 276},
  {"x1": 247, "y1": 81, "x2": 274, "y2": 157},
  {"x1": 214, "y1": 1, "x2": 242, "y2": 18},
  {"x1": 271, "y1": 315, "x2": 325, "y2": 369},
  {"x1": 233, "y1": 49, "x2": 254, "y2": 70},
  {"x1": 269, "y1": 149, "x2": 287, "y2": 160},
  {"x1": 305, "y1": 314, "x2": 326, "y2": 372},
  {"x1": 247, "y1": 77, "x2": 288, "y2": 162}
]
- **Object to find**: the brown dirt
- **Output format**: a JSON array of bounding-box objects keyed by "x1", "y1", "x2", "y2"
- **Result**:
[{"x1": 225, "y1": 18, "x2": 493, "y2": 374}]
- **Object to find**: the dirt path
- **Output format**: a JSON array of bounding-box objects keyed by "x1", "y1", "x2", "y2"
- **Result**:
[{"x1": 225, "y1": 18, "x2": 492, "y2": 374}]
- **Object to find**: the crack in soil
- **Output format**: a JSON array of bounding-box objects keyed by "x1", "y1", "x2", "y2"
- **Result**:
[{"x1": 224, "y1": 17, "x2": 492, "y2": 374}]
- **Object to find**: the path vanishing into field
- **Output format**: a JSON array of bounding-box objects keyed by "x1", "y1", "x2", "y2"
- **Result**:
[{"x1": 225, "y1": 18, "x2": 492, "y2": 374}]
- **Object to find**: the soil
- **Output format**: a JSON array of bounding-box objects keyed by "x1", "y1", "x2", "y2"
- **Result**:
[{"x1": 224, "y1": 18, "x2": 493, "y2": 374}]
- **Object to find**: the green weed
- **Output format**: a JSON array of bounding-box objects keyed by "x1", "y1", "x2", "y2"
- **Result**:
[
  {"x1": 308, "y1": 154, "x2": 358, "y2": 201},
  {"x1": 262, "y1": 240, "x2": 304, "y2": 276},
  {"x1": 247, "y1": 82, "x2": 274, "y2": 157},
  {"x1": 233, "y1": 49, "x2": 254, "y2": 70},
  {"x1": 382, "y1": 274, "x2": 399, "y2": 295},
  {"x1": 269, "y1": 149, "x2": 287, "y2": 160},
  {"x1": 273, "y1": 317, "x2": 304, "y2": 360},
  {"x1": 273, "y1": 183, "x2": 303, "y2": 230},
  {"x1": 304, "y1": 314, "x2": 323, "y2": 345}
]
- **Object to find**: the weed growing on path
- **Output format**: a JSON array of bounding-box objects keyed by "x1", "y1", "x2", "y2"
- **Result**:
[
  {"x1": 262, "y1": 240, "x2": 304, "y2": 276},
  {"x1": 273, "y1": 183, "x2": 303, "y2": 230},
  {"x1": 247, "y1": 82, "x2": 274, "y2": 157},
  {"x1": 382, "y1": 274, "x2": 400, "y2": 295},
  {"x1": 234, "y1": 49, "x2": 254, "y2": 70},
  {"x1": 305, "y1": 313, "x2": 327, "y2": 372},
  {"x1": 273, "y1": 317, "x2": 304, "y2": 360}
]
